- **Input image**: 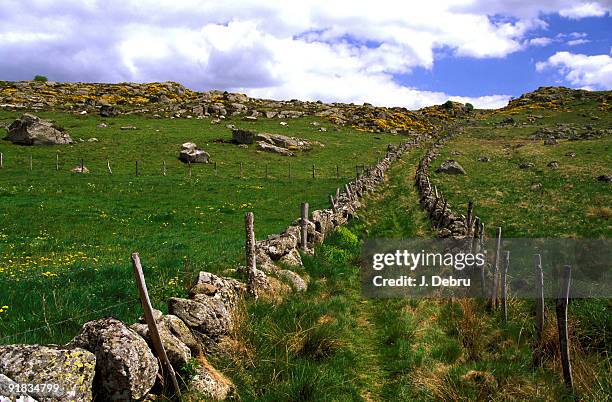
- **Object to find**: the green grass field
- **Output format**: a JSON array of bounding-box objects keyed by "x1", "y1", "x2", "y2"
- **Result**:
[
  {"x1": 0, "y1": 110, "x2": 405, "y2": 345},
  {"x1": 0, "y1": 91, "x2": 610, "y2": 401}
]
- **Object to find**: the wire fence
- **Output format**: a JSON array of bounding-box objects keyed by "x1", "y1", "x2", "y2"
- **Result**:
[{"x1": 0, "y1": 152, "x2": 375, "y2": 181}]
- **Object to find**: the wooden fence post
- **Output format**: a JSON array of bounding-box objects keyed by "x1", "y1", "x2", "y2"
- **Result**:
[
  {"x1": 0, "y1": 152, "x2": 3, "y2": 169},
  {"x1": 163, "y1": 160, "x2": 167, "y2": 176},
  {"x1": 135, "y1": 160, "x2": 139, "y2": 176},
  {"x1": 131, "y1": 252, "x2": 181, "y2": 396},
  {"x1": 214, "y1": 161, "x2": 218, "y2": 176},
  {"x1": 56, "y1": 153, "x2": 59, "y2": 171},
  {"x1": 479, "y1": 221, "x2": 486, "y2": 297},
  {"x1": 81, "y1": 158, "x2": 84, "y2": 174},
  {"x1": 240, "y1": 162, "x2": 243, "y2": 178},
  {"x1": 107, "y1": 160, "x2": 113, "y2": 175},
  {"x1": 329, "y1": 195, "x2": 337, "y2": 213},
  {"x1": 533, "y1": 254, "x2": 544, "y2": 366},
  {"x1": 336, "y1": 188, "x2": 340, "y2": 199},
  {"x1": 188, "y1": 161, "x2": 192, "y2": 177},
  {"x1": 312, "y1": 164, "x2": 315, "y2": 179},
  {"x1": 300, "y1": 202, "x2": 309, "y2": 252},
  {"x1": 466, "y1": 200, "x2": 474, "y2": 237},
  {"x1": 489, "y1": 227, "x2": 502, "y2": 309},
  {"x1": 288, "y1": 162, "x2": 291, "y2": 179},
  {"x1": 501, "y1": 250, "x2": 509, "y2": 323},
  {"x1": 556, "y1": 265, "x2": 574, "y2": 391},
  {"x1": 245, "y1": 212, "x2": 258, "y2": 299},
  {"x1": 344, "y1": 184, "x2": 352, "y2": 200},
  {"x1": 29, "y1": 155, "x2": 32, "y2": 172},
  {"x1": 336, "y1": 164, "x2": 339, "y2": 179},
  {"x1": 437, "y1": 199, "x2": 448, "y2": 229},
  {"x1": 265, "y1": 164, "x2": 268, "y2": 179}
]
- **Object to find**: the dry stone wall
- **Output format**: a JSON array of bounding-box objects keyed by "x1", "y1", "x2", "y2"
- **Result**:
[{"x1": 0, "y1": 134, "x2": 430, "y2": 401}]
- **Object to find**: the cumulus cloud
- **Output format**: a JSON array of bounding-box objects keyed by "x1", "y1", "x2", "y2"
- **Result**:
[
  {"x1": 536, "y1": 51, "x2": 612, "y2": 90},
  {"x1": 0, "y1": 0, "x2": 609, "y2": 108},
  {"x1": 528, "y1": 37, "x2": 554, "y2": 47}
]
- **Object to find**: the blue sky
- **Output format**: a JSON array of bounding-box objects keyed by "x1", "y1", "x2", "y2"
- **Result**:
[
  {"x1": 0, "y1": 0, "x2": 610, "y2": 108},
  {"x1": 401, "y1": 14, "x2": 611, "y2": 98}
]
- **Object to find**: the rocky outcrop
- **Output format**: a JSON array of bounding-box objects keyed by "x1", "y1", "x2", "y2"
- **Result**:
[
  {"x1": 68, "y1": 318, "x2": 158, "y2": 401},
  {"x1": 0, "y1": 344, "x2": 96, "y2": 401},
  {"x1": 257, "y1": 141, "x2": 295, "y2": 156},
  {"x1": 5, "y1": 113, "x2": 72, "y2": 145},
  {"x1": 179, "y1": 142, "x2": 210, "y2": 163},
  {"x1": 436, "y1": 160, "x2": 466, "y2": 175}
]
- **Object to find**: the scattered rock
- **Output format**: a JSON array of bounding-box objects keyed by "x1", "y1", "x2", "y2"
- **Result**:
[
  {"x1": 96, "y1": 122, "x2": 108, "y2": 128},
  {"x1": 597, "y1": 175, "x2": 612, "y2": 183},
  {"x1": 257, "y1": 141, "x2": 295, "y2": 156},
  {"x1": 530, "y1": 183, "x2": 543, "y2": 190},
  {"x1": 478, "y1": 156, "x2": 490, "y2": 162},
  {"x1": 99, "y1": 105, "x2": 119, "y2": 117},
  {"x1": 547, "y1": 161, "x2": 559, "y2": 169},
  {"x1": 279, "y1": 121, "x2": 288, "y2": 126},
  {"x1": 179, "y1": 142, "x2": 210, "y2": 163},
  {"x1": 278, "y1": 248, "x2": 303, "y2": 267},
  {"x1": 0, "y1": 344, "x2": 96, "y2": 401},
  {"x1": 232, "y1": 129, "x2": 256, "y2": 144},
  {"x1": 68, "y1": 318, "x2": 158, "y2": 401},
  {"x1": 71, "y1": 165, "x2": 90, "y2": 174},
  {"x1": 265, "y1": 111, "x2": 277, "y2": 119},
  {"x1": 544, "y1": 137, "x2": 557, "y2": 145},
  {"x1": 565, "y1": 151, "x2": 576, "y2": 157},
  {"x1": 119, "y1": 126, "x2": 137, "y2": 130},
  {"x1": 88, "y1": 137, "x2": 98, "y2": 142},
  {"x1": 436, "y1": 160, "x2": 466, "y2": 175},
  {"x1": 519, "y1": 162, "x2": 534, "y2": 169},
  {"x1": 5, "y1": 113, "x2": 73, "y2": 145}
]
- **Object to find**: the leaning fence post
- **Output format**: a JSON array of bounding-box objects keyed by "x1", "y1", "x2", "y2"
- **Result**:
[
  {"x1": 466, "y1": 200, "x2": 474, "y2": 236},
  {"x1": 131, "y1": 252, "x2": 181, "y2": 396},
  {"x1": 300, "y1": 202, "x2": 309, "y2": 252},
  {"x1": 329, "y1": 195, "x2": 338, "y2": 213},
  {"x1": 344, "y1": 183, "x2": 352, "y2": 200},
  {"x1": 489, "y1": 227, "x2": 502, "y2": 309},
  {"x1": 501, "y1": 250, "x2": 509, "y2": 323},
  {"x1": 556, "y1": 265, "x2": 574, "y2": 391},
  {"x1": 107, "y1": 160, "x2": 113, "y2": 175},
  {"x1": 533, "y1": 254, "x2": 544, "y2": 366},
  {"x1": 245, "y1": 212, "x2": 258, "y2": 299}
]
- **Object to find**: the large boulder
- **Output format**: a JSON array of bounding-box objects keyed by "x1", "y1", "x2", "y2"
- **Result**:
[
  {"x1": 189, "y1": 272, "x2": 246, "y2": 311},
  {"x1": 232, "y1": 129, "x2": 256, "y2": 144},
  {"x1": 179, "y1": 142, "x2": 210, "y2": 163},
  {"x1": 68, "y1": 318, "x2": 158, "y2": 401},
  {"x1": 0, "y1": 344, "x2": 96, "y2": 401},
  {"x1": 168, "y1": 297, "x2": 231, "y2": 340},
  {"x1": 5, "y1": 114, "x2": 72, "y2": 145},
  {"x1": 436, "y1": 160, "x2": 466, "y2": 175}
]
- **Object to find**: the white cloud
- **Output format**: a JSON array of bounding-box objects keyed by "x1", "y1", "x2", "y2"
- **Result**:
[
  {"x1": 536, "y1": 51, "x2": 612, "y2": 90},
  {"x1": 0, "y1": 0, "x2": 608, "y2": 108},
  {"x1": 528, "y1": 37, "x2": 554, "y2": 47},
  {"x1": 559, "y1": 2, "x2": 609, "y2": 18},
  {"x1": 567, "y1": 39, "x2": 591, "y2": 46}
]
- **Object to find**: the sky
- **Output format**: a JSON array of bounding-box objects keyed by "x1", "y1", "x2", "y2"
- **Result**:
[{"x1": 0, "y1": 1, "x2": 610, "y2": 109}]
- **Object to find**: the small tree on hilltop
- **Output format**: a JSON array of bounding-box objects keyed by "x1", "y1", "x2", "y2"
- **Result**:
[
  {"x1": 443, "y1": 100, "x2": 454, "y2": 109},
  {"x1": 465, "y1": 103, "x2": 474, "y2": 112},
  {"x1": 33, "y1": 75, "x2": 48, "y2": 82}
]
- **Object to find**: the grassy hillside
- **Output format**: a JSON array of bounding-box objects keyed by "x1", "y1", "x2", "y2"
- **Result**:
[{"x1": 0, "y1": 110, "x2": 405, "y2": 345}]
